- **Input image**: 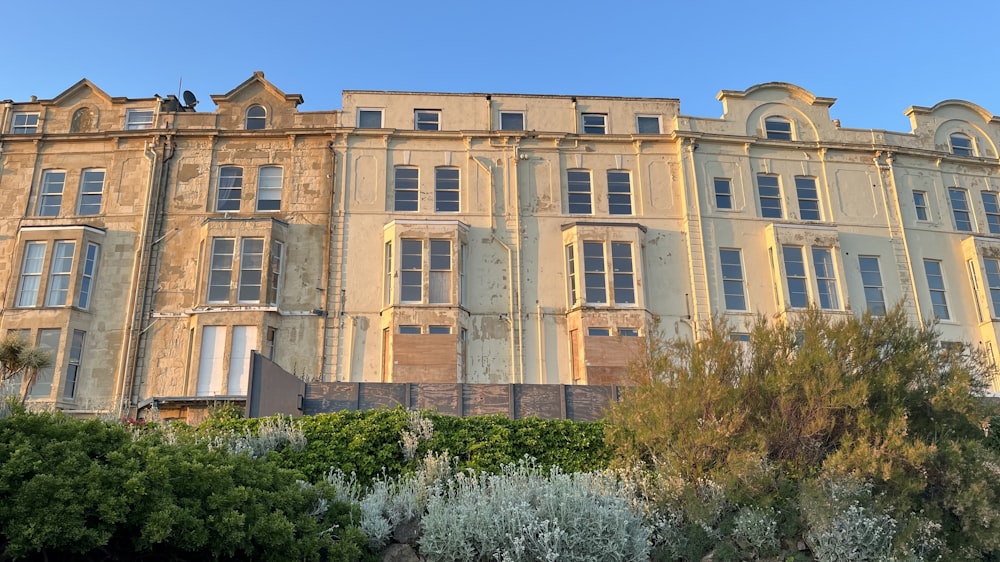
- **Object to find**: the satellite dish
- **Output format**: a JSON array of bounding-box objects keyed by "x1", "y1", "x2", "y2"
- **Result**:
[{"x1": 182, "y1": 90, "x2": 198, "y2": 108}]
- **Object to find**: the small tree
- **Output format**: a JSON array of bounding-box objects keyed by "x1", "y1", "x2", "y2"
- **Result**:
[
  {"x1": 0, "y1": 334, "x2": 53, "y2": 405},
  {"x1": 607, "y1": 307, "x2": 1000, "y2": 558}
]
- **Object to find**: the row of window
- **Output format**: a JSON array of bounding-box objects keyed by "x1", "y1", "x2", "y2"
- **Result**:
[
  {"x1": 16, "y1": 241, "x2": 100, "y2": 309},
  {"x1": 207, "y1": 238, "x2": 283, "y2": 305},
  {"x1": 10, "y1": 110, "x2": 154, "y2": 134},
  {"x1": 938, "y1": 188, "x2": 1000, "y2": 234},
  {"x1": 725, "y1": 173, "x2": 823, "y2": 221},
  {"x1": 215, "y1": 166, "x2": 283, "y2": 212},
  {"x1": 358, "y1": 108, "x2": 663, "y2": 135},
  {"x1": 761, "y1": 116, "x2": 978, "y2": 158},
  {"x1": 384, "y1": 239, "x2": 465, "y2": 306},
  {"x1": 392, "y1": 166, "x2": 635, "y2": 215},
  {"x1": 34, "y1": 169, "x2": 105, "y2": 217}
]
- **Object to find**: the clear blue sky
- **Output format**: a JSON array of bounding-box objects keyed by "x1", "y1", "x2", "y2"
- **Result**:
[{"x1": 6, "y1": 0, "x2": 998, "y2": 133}]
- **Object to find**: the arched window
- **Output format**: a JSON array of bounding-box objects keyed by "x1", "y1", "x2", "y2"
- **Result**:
[
  {"x1": 245, "y1": 105, "x2": 266, "y2": 130},
  {"x1": 764, "y1": 116, "x2": 793, "y2": 140},
  {"x1": 950, "y1": 133, "x2": 974, "y2": 156},
  {"x1": 71, "y1": 107, "x2": 94, "y2": 133}
]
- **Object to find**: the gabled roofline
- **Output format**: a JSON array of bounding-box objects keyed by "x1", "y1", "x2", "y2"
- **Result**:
[
  {"x1": 718, "y1": 82, "x2": 836, "y2": 108},
  {"x1": 905, "y1": 99, "x2": 996, "y2": 123},
  {"x1": 210, "y1": 71, "x2": 304, "y2": 106}
]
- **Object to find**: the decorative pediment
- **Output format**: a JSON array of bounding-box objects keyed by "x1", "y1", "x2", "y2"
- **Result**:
[
  {"x1": 210, "y1": 71, "x2": 303, "y2": 107},
  {"x1": 43, "y1": 79, "x2": 114, "y2": 107}
]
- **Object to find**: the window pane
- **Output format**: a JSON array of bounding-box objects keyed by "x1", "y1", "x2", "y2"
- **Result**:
[
  {"x1": 948, "y1": 188, "x2": 972, "y2": 232},
  {"x1": 757, "y1": 175, "x2": 782, "y2": 219},
  {"x1": 924, "y1": 259, "x2": 950, "y2": 320},
  {"x1": 78, "y1": 170, "x2": 105, "y2": 215},
  {"x1": 607, "y1": 171, "x2": 632, "y2": 215},
  {"x1": 950, "y1": 133, "x2": 973, "y2": 156},
  {"x1": 428, "y1": 325, "x2": 451, "y2": 334},
  {"x1": 858, "y1": 256, "x2": 886, "y2": 316},
  {"x1": 30, "y1": 329, "x2": 61, "y2": 399},
  {"x1": 11, "y1": 112, "x2": 39, "y2": 134},
  {"x1": 565, "y1": 244, "x2": 577, "y2": 307},
  {"x1": 38, "y1": 171, "x2": 66, "y2": 216},
  {"x1": 78, "y1": 243, "x2": 100, "y2": 309},
  {"x1": 582, "y1": 113, "x2": 606, "y2": 134},
  {"x1": 636, "y1": 116, "x2": 660, "y2": 134},
  {"x1": 400, "y1": 239, "x2": 422, "y2": 302},
  {"x1": 714, "y1": 178, "x2": 733, "y2": 210},
  {"x1": 45, "y1": 241, "x2": 75, "y2": 307},
  {"x1": 245, "y1": 105, "x2": 266, "y2": 130},
  {"x1": 395, "y1": 167, "x2": 419, "y2": 211},
  {"x1": 982, "y1": 192, "x2": 1000, "y2": 234},
  {"x1": 611, "y1": 242, "x2": 635, "y2": 305},
  {"x1": 435, "y1": 168, "x2": 460, "y2": 212},
  {"x1": 256, "y1": 166, "x2": 282, "y2": 211},
  {"x1": 764, "y1": 117, "x2": 792, "y2": 140},
  {"x1": 216, "y1": 167, "x2": 243, "y2": 212},
  {"x1": 399, "y1": 325, "x2": 421, "y2": 334},
  {"x1": 567, "y1": 170, "x2": 592, "y2": 214},
  {"x1": 583, "y1": 242, "x2": 607, "y2": 304},
  {"x1": 63, "y1": 330, "x2": 85, "y2": 400},
  {"x1": 812, "y1": 248, "x2": 839, "y2": 310},
  {"x1": 500, "y1": 112, "x2": 524, "y2": 130},
  {"x1": 429, "y1": 240, "x2": 451, "y2": 304},
  {"x1": 415, "y1": 111, "x2": 440, "y2": 131},
  {"x1": 359, "y1": 109, "x2": 383, "y2": 128},
  {"x1": 268, "y1": 241, "x2": 283, "y2": 306},
  {"x1": 587, "y1": 327, "x2": 611, "y2": 336},
  {"x1": 795, "y1": 177, "x2": 820, "y2": 221},
  {"x1": 17, "y1": 242, "x2": 47, "y2": 307},
  {"x1": 985, "y1": 258, "x2": 1000, "y2": 318},
  {"x1": 782, "y1": 246, "x2": 807, "y2": 308},
  {"x1": 238, "y1": 238, "x2": 265, "y2": 303},
  {"x1": 208, "y1": 238, "x2": 235, "y2": 302},
  {"x1": 720, "y1": 248, "x2": 747, "y2": 311},
  {"x1": 125, "y1": 109, "x2": 154, "y2": 130},
  {"x1": 913, "y1": 191, "x2": 929, "y2": 221}
]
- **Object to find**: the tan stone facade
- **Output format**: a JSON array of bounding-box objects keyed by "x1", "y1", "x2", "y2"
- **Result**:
[{"x1": 1, "y1": 75, "x2": 998, "y2": 419}]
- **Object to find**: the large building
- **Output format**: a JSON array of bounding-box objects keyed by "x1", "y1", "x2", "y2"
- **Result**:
[{"x1": 1, "y1": 73, "x2": 998, "y2": 419}]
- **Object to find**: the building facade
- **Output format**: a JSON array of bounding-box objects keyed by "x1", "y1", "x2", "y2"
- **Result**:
[{"x1": 1, "y1": 74, "x2": 998, "y2": 419}]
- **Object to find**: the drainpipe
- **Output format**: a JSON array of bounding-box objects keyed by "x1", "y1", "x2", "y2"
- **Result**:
[
  {"x1": 320, "y1": 141, "x2": 336, "y2": 380},
  {"x1": 508, "y1": 138, "x2": 525, "y2": 384},
  {"x1": 880, "y1": 150, "x2": 924, "y2": 325}
]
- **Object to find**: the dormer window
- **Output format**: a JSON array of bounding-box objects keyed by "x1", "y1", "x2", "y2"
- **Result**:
[
  {"x1": 245, "y1": 105, "x2": 266, "y2": 130},
  {"x1": 950, "y1": 133, "x2": 974, "y2": 156},
  {"x1": 764, "y1": 116, "x2": 793, "y2": 140}
]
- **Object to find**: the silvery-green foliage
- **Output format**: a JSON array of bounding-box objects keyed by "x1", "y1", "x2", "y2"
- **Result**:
[
  {"x1": 730, "y1": 506, "x2": 779, "y2": 559},
  {"x1": 400, "y1": 408, "x2": 435, "y2": 461},
  {"x1": 895, "y1": 517, "x2": 945, "y2": 562},
  {"x1": 329, "y1": 451, "x2": 457, "y2": 550},
  {"x1": 419, "y1": 458, "x2": 650, "y2": 562},
  {"x1": 210, "y1": 415, "x2": 307, "y2": 459},
  {"x1": 807, "y1": 503, "x2": 897, "y2": 562}
]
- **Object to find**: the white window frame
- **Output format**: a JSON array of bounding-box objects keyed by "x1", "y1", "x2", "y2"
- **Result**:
[
  {"x1": 858, "y1": 255, "x2": 886, "y2": 316},
  {"x1": 764, "y1": 116, "x2": 793, "y2": 140},
  {"x1": 414, "y1": 110, "x2": 441, "y2": 131},
  {"x1": 11, "y1": 112, "x2": 39, "y2": 134},
  {"x1": 499, "y1": 111, "x2": 525, "y2": 131},
  {"x1": 237, "y1": 238, "x2": 265, "y2": 304},
  {"x1": 15, "y1": 242, "x2": 47, "y2": 308},
  {"x1": 63, "y1": 330, "x2": 85, "y2": 401},
  {"x1": 635, "y1": 115, "x2": 661, "y2": 134},
  {"x1": 757, "y1": 174, "x2": 783, "y2": 219},
  {"x1": 714, "y1": 178, "x2": 733, "y2": 210},
  {"x1": 216, "y1": 166, "x2": 244, "y2": 212},
  {"x1": 572, "y1": 241, "x2": 637, "y2": 307},
  {"x1": 207, "y1": 238, "x2": 235, "y2": 303},
  {"x1": 29, "y1": 329, "x2": 60, "y2": 399},
  {"x1": 949, "y1": 133, "x2": 974, "y2": 156},
  {"x1": 394, "y1": 166, "x2": 419, "y2": 212},
  {"x1": 77, "y1": 169, "x2": 105, "y2": 215},
  {"x1": 245, "y1": 105, "x2": 266, "y2": 130},
  {"x1": 719, "y1": 248, "x2": 747, "y2": 311},
  {"x1": 913, "y1": 191, "x2": 930, "y2": 222},
  {"x1": 948, "y1": 187, "x2": 973, "y2": 232},
  {"x1": 924, "y1": 259, "x2": 950, "y2": 320},
  {"x1": 581, "y1": 113, "x2": 607, "y2": 134},
  {"x1": 44, "y1": 241, "x2": 76, "y2": 307},
  {"x1": 812, "y1": 247, "x2": 840, "y2": 310},
  {"x1": 38, "y1": 170, "x2": 66, "y2": 217},
  {"x1": 984, "y1": 257, "x2": 1000, "y2": 318},
  {"x1": 795, "y1": 176, "x2": 821, "y2": 221},
  {"x1": 434, "y1": 167, "x2": 460, "y2": 213},
  {"x1": 78, "y1": 243, "x2": 100, "y2": 310},
  {"x1": 607, "y1": 170, "x2": 632, "y2": 216},
  {"x1": 567, "y1": 169, "x2": 593, "y2": 214},
  {"x1": 358, "y1": 108, "x2": 384, "y2": 129},
  {"x1": 124, "y1": 109, "x2": 154, "y2": 130},
  {"x1": 782, "y1": 245, "x2": 808, "y2": 309},
  {"x1": 982, "y1": 191, "x2": 1000, "y2": 235},
  {"x1": 256, "y1": 166, "x2": 283, "y2": 212}
]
